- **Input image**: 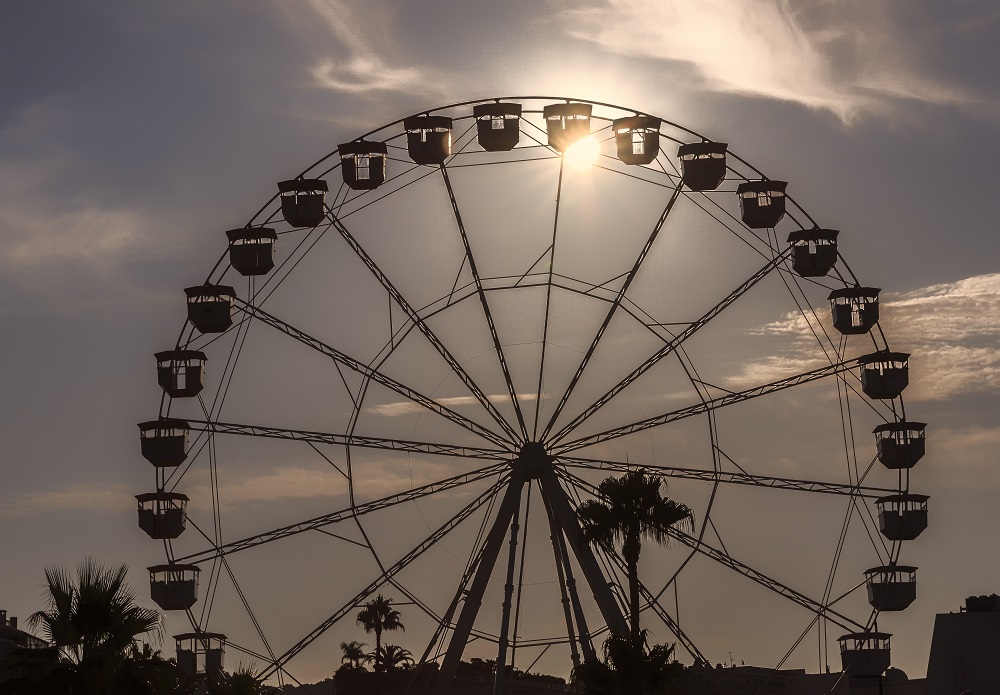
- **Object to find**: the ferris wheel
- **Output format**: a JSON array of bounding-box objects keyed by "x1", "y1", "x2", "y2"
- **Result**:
[{"x1": 136, "y1": 97, "x2": 928, "y2": 688}]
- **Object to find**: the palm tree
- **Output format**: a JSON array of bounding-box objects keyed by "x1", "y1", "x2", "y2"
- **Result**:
[
  {"x1": 206, "y1": 666, "x2": 277, "y2": 694},
  {"x1": 27, "y1": 558, "x2": 163, "y2": 695},
  {"x1": 571, "y1": 633, "x2": 680, "y2": 695},
  {"x1": 375, "y1": 644, "x2": 413, "y2": 672},
  {"x1": 356, "y1": 595, "x2": 404, "y2": 673},
  {"x1": 577, "y1": 472, "x2": 693, "y2": 648},
  {"x1": 339, "y1": 640, "x2": 368, "y2": 670}
]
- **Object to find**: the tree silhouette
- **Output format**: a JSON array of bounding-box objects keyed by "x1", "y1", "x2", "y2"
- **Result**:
[
  {"x1": 339, "y1": 640, "x2": 368, "y2": 670},
  {"x1": 577, "y1": 472, "x2": 692, "y2": 692},
  {"x1": 356, "y1": 595, "x2": 404, "y2": 674},
  {"x1": 571, "y1": 632, "x2": 682, "y2": 695},
  {"x1": 375, "y1": 644, "x2": 413, "y2": 672},
  {"x1": 27, "y1": 558, "x2": 164, "y2": 695},
  {"x1": 205, "y1": 665, "x2": 277, "y2": 694}
]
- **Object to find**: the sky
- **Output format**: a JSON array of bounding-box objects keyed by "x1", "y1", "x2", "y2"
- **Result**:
[{"x1": 1, "y1": 0, "x2": 999, "y2": 686}]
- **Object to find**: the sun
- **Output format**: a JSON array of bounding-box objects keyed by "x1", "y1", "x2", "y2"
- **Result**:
[{"x1": 564, "y1": 135, "x2": 600, "y2": 170}]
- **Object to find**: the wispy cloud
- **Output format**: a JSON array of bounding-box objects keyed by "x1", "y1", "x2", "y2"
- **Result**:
[
  {"x1": 750, "y1": 273, "x2": 1000, "y2": 401},
  {"x1": 1, "y1": 456, "x2": 483, "y2": 519},
  {"x1": 303, "y1": 0, "x2": 434, "y2": 95},
  {"x1": 0, "y1": 112, "x2": 182, "y2": 313},
  {"x1": 884, "y1": 274, "x2": 1000, "y2": 342},
  {"x1": 204, "y1": 457, "x2": 485, "y2": 512},
  {"x1": 722, "y1": 354, "x2": 828, "y2": 391},
  {"x1": 312, "y1": 57, "x2": 425, "y2": 94},
  {"x1": 211, "y1": 467, "x2": 349, "y2": 507},
  {"x1": 0, "y1": 154, "x2": 140, "y2": 261},
  {"x1": 1, "y1": 483, "x2": 136, "y2": 518},
  {"x1": 368, "y1": 392, "x2": 538, "y2": 417},
  {"x1": 561, "y1": 0, "x2": 973, "y2": 122},
  {"x1": 922, "y1": 424, "x2": 1000, "y2": 489}
]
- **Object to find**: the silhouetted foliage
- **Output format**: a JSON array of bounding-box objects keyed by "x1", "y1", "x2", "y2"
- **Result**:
[
  {"x1": 20, "y1": 558, "x2": 166, "y2": 695},
  {"x1": 374, "y1": 644, "x2": 412, "y2": 672},
  {"x1": 205, "y1": 665, "x2": 277, "y2": 694},
  {"x1": 577, "y1": 473, "x2": 693, "y2": 645},
  {"x1": 571, "y1": 632, "x2": 683, "y2": 695},
  {"x1": 355, "y1": 595, "x2": 404, "y2": 674},
  {"x1": 115, "y1": 642, "x2": 189, "y2": 694},
  {"x1": 339, "y1": 640, "x2": 369, "y2": 670},
  {"x1": 577, "y1": 473, "x2": 692, "y2": 693},
  {"x1": 0, "y1": 646, "x2": 71, "y2": 695}
]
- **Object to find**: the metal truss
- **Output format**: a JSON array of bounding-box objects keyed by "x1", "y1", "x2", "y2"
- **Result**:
[{"x1": 185, "y1": 418, "x2": 509, "y2": 461}]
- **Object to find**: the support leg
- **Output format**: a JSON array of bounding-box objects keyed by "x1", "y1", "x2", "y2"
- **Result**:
[
  {"x1": 541, "y1": 490, "x2": 583, "y2": 668},
  {"x1": 437, "y1": 471, "x2": 528, "y2": 689},
  {"x1": 537, "y1": 466, "x2": 630, "y2": 637},
  {"x1": 493, "y1": 496, "x2": 522, "y2": 695}
]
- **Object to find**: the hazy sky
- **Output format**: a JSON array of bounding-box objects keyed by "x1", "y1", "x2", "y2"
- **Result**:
[{"x1": 1, "y1": 0, "x2": 998, "y2": 685}]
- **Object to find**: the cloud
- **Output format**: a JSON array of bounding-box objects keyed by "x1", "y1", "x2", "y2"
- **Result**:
[
  {"x1": 884, "y1": 274, "x2": 1000, "y2": 342},
  {"x1": 0, "y1": 110, "x2": 183, "y2": 313},
  {"x1": 749, "y1": 273, "x2": 1000, "y2": 401},
  {"x1": 723, "y1": 354, "x2": 828, "y2": 391},
  {"x1": 312, "y1": 57, "x2": 426, "y2": 94},
  {"x1": 3, "y1": 195, "x2": 146, "y2": 268},
  {"x1": 181, "y1": 453, "x2": 484, "y2": 511},
  {"x1": 1, "y1": 483, "x2": 136, "y2": 518},
  {"x1": 923, "y1": 424, "x2": 1000, "y2": 489},
  {"x1": 0, "y1": 173, "x2": 171, "y2": 312},
  {"x1": 1, "y1": 456, "x2": 484, "y2": 519},
  {"x1": 210, "y1": 466, "x2": 349, "y2": 507},
  {"x1": 0, "y1": 457, "x2": 479, "y2": 517},
  {"x1": 302, "y1": 0, "x2": 435, "y2": 95},
  {"x1": 560, "y1": 0, "x2": 972, "y2": 122},
  {"x1": 368, "y1": 392, "x2": 538, "y2": 417}
]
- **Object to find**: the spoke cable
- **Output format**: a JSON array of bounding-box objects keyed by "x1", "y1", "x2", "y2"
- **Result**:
[{"x1": 533, "y1": 157, "x2": 566, "y2": 438}]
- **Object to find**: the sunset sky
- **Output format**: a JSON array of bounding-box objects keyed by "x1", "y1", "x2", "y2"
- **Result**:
[{"x1": 2, "y1": 0, "x2": 999, "y2": 685}]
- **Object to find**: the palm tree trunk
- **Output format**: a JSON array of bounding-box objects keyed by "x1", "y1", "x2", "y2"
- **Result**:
[
  {"x1": 628, "y1": 560, "x2": 641, "y2": 646},
  {"x1": 626, "y1": 534, "x2": 643, "y2": 695},
  {"x1": 375, "y1": 629, "x2": 382, "y2": 674}
]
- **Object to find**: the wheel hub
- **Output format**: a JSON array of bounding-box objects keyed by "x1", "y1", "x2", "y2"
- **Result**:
[{"x1": 514, "y1": 441, "x2": 552, "y2": 479}]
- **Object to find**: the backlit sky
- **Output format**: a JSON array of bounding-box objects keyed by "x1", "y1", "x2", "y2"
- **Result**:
[{"x1": 2, "y1": 0, "x2": 999, "y2": 685}]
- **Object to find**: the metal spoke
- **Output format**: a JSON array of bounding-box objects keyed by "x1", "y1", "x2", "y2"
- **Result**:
[
  {"x1": 563, "y1": 473, "x2": 866, "y2": 635},
  {"x1": 258, "y1": 474, "x2": 509, "y2": 681},
  {"x1": 440, "y1": 163, "x2": 529, "y2": 439},
  {"x1": 185, "y1": 418, "x2": 509, "y2": 461},
  {"x1": 667, "y1": 524, "x2": 865, "y2": 633},
  {"x1": 493, "y1": 482, "x2": 527, "y2": 695},
  {"x1": 557, "y1": 455, "x2": 898, "y2": 499},
  {"x1": 555, "y1": 354, "x2": 860, "y2": 454},
  {"x1": 173, "y1": 463, "x2": 507, "y2": 565},
  {"x1": 533, "y1": 158, "x2": 565, "y2": 438},
  {"x1": 546, "y1": 248, "x2": 792, "y2": 447},
  {"x1": 409, "y1": 500, "x2": 503, "y2": 685},
  {"x1": 541, "y1": 180, "x2": 684, "y2": 441},
  {"x1": 231, "y1": 297, "x2": 511, "y2": 449},
  {"x1": 596, "y1": 541, "x2": 706, "y2": 664},
  {"x1": 326, "y1": 210, "x2": 521, "y2": 444}
]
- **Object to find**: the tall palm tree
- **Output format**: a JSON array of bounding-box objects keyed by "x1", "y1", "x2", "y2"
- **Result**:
[
  {"x1": 356, "y1": 595, "x2": 404, "y2": 674},
  {"x1": 577, "y1": 472, "x2": 693, "y2": 648},
  {"x1": 27, "y1": 558, "x2": 163, "y2": 695},
  {"x1": 339, "y1": 640, "x2": 368, "y2": 670}
]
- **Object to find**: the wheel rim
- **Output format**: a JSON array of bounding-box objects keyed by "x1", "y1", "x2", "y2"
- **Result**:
[{"x1": 142, "y1": 97, "x2": 922, "y2": 685}]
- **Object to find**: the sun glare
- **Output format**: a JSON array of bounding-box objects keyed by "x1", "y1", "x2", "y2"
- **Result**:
[{"x1": 564, "y1": 135, "x2": 600, "y2": 170}]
